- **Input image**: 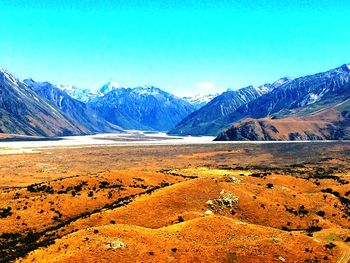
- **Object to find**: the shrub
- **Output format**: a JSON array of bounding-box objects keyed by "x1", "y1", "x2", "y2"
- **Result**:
[{"x1": 316, "y1": 211, "x2": 325, "y2": 217}]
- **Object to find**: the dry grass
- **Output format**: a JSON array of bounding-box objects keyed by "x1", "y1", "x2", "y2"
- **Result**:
[{"x1": 0, "y1": 142, "x2": 349, "y2": 262}]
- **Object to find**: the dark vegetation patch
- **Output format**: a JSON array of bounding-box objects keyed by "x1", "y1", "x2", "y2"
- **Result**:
[
  {"x1": 0, "y1": 182, "x2": 175, "y2": 262},
  {"x1": 158, "y1": 169, "x2": 198, "y2": 179},
  {"x1": 0, "y1": 207, "x2": 12, "y2": 218},
  {"x1": 321, "y1": 188, "x2": 350, "y2": 216}
]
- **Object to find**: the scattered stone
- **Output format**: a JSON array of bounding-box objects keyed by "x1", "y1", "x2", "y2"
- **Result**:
[
  {"x1": 206, "y1": 200, "x2": 214, "y2": 205},
  {"x1": 106, "y1": 240, "x2": 127, "y2": 250},
  {"x1": 205, "y1": 210, "x2": 213, "y2": 215},
  {"x1": 220, "y1": 189, "x2": 225, "y2": 195},
  {"x1": 206, "y1": 192, "x2": 239, "y2": 211},
  {"x1": 227, "y1": 176, "x2": 241, "y2": 183},
  {"x1": 221, "y1": 192, "x2": 239, "y2": 207},
  {"x1": 278, "y1": 256, "x2": 286, "y2": 262}
]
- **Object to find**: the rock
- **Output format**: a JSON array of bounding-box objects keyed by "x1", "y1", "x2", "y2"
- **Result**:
[
  {"x1": 206, "y1": 192, "x2": 239, "y2": 210},
  {"x1": 206, "y1": 200, "x2": 214, "y2": 205},
  {"x1": 220, "y1": 189, "x2": 225, "y2": 195},
  {"x1": 221, "y1": 192, "x2": 239, "y2": 207},
  {"x1": 106, "y1": 240, "x2": 127, "y2": 250},
  {"x1": 278, "y1": 256, "x2": 286, "y2": 262},
  {"x1": 205, "y1": 210, "x2": 213, "y2": 215},
  {"x1": 227, "y1": 176, "x2": 241, "y2": 183}
]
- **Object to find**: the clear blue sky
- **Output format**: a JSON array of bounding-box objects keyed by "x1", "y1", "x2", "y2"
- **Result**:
[{"x1": 0, "y1": 0, "x2": 349, "y2": 96}]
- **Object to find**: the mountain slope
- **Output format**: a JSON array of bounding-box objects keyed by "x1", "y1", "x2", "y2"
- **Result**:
[
  {"x1": 0, "y1": 69, "x2": 89, "y2": 136},
  {"x1": 222, "y1": 64, "x2": 350, "y2": 124},
  {"x1": 88, "y1": 86, "x2": 195, "y2": 131},
  {"x1": 215, "y1": 64, "x2": 350, "y2": 141},
  {"x1": 168, "y1": 83, "x2": 285, "y2": 136},
  {"x1": 215, "y1": 102, "x2": 350, "y2": 141},
  {"x1": 24, "y1": 79, "x2": 122, "y2": 134}
]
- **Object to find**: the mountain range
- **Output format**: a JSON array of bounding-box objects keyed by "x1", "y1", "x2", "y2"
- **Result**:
[
  {"x1": 214, "y1": 64, "x2": 350, "y2": 140},
  {"x1": 0, "y1": 68, "x2": 114, "y2": 137},
  {"x1": 1, "y1": 63, "x2": 350, "y2": 140},
  {"x1": 87, "y1": 86, "x2": 194, "y2": 131},
  {"x1": 0, "y1": 69, "x2": 196, "y2": 136},
  {"x1": 24, "y1": 79, "x2": 121, "y2": 134},
  {"x1": 168, "y1": 79, "x2": 292, "y2": 136}
]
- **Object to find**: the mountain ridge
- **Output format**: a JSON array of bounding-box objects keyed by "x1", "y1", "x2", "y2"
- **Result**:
[
  {"x1": 0, "y1": 69, "x2": 88, "y2": 136},
  {"x1": 168, "y1": 78, "x2": 292, "y2": 136},
  {"x1": 88, "y1": 86, "x2": 195, "y2": 131},
  {"x1": 215, "y1": 64, "x2": 350, "y2": 141},
  {"x1": 24, "y1": 79, "x2": 122, "y2": 134}
]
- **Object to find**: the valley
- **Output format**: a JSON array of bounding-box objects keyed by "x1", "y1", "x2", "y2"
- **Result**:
[
  {"x1": 0, "y1": 141, "x2": 349, "y2": 262},
  {"x1": 2, "y1": 2, "x2": 349, "y2": 262}
]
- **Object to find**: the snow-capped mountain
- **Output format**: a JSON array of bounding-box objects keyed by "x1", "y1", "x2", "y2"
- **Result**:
[
  {"x1": 182, "y1": 93, "x2": 219, "y2": 110},
  {"x1": 59, "y1": 81, "x2": 126, "y2": 103},
  {"x1": 97, "y1": 81, "x2": 124, "y2": 96},
  {"x1": 172, "y1": 63, "x2": 350, "y2": 139},
  {"x1": 215, "y1": 65, "x2": 350, "y2": 141},
  {"x1": 88, "y1": 85, "x2": 195, "y2": 131},
  {"x1": 58, "y1": 84, "x2": 96, "y2": 103}
]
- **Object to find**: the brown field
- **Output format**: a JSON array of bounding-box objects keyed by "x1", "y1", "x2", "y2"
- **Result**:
[{"x1": 0, "y1": 142, "x2": 349, "y2": 262}]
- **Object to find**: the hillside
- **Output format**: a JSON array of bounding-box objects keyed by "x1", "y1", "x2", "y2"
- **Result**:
[
  {"x1": 169, "y1": 78, "x2": 292, "y2": 136},
  {"x1": 216, "y1": 65, "x2": 350, "y2": 141},
  {"x1": 0, "y1": 143, "x2": 348, "y2": 262},
  {"x1": 0, "y1": 69, "x2": 90, "y2": 137},
  {"x1": 215, "y1": 107, "x2": 350, "y2": 141},
  {"x1": 24, "y1": 79, "x2": 122, "y2": 134}
]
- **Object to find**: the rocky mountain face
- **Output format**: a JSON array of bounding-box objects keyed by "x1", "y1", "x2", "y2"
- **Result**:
[
  {"x1": 88, "y1": 86, "x2": 195, "y2": 131},
  {"x1": 168, "y1": 84, "x2": 281, "y2": 136},
  {"x1": 215, "y1": 64, "x2": 350, "y2": 141},
  {"x1": 24, "y1": 79, "x2": 122, "y2": 134},
  {"x1": 0, "y1": 69, "x2": 90, "y2": 136}
]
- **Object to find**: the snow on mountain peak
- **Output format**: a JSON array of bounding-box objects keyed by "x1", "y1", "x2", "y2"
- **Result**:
[
  {"x1": 183, "y1": 93, "x2": 218, "y2": 109},
  {"x1": 343, "y1": 63, "x2": 350, "y2": 71},
  {"x1": 98, "y1": 81, "x2": 125, "y2": 95},
  {"x1": 0, "y1": 68, "x2": 21, "y2": 88},
  {"x1": 105, "y1": 81, "x2": 123, "y2": 89}
]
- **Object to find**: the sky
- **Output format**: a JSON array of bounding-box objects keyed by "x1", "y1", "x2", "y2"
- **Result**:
[{"x1": 0, "y1": 1, "x2": 349, "y2": 96}]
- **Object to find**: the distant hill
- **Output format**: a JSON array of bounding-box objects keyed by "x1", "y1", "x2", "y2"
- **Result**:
[
  {"x1": 215, "y1": 64, "x2": 350, "y2": 141},
  {"x1": 88, "y1": 85, "x2": 195, "y2": 131}
]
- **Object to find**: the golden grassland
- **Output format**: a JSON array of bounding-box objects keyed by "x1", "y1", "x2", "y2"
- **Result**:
[{"x1": 0, "y1": 142, "x2": 349, "y2": 262}]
